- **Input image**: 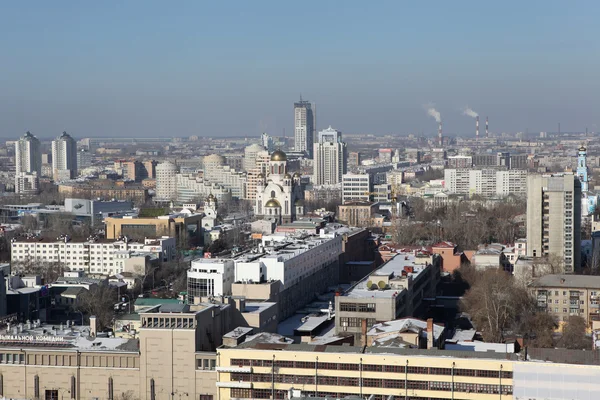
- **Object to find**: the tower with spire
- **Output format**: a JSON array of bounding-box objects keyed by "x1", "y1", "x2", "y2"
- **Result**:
[{"x1": 577, "y1": 144, "x2": 589, "y2": 192}]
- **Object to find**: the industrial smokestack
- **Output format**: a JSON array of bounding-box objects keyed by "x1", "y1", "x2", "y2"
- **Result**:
[
  {"x1": 438, "y1": 121, "x2": 443, "y2": 146},
  {"x1": 476, "y1": 116, "x2": 480, "y2": 140},
  {"x1": 486, "y1": 116, "x2": 489, "y2": 138}
]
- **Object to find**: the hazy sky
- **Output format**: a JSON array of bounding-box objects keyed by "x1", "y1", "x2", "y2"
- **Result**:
[{"x1": 1, "y1": 1, "x2": 599, "y2": 139}]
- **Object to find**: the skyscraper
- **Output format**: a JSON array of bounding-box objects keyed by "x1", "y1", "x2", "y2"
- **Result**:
[
  {"x1": 15, "y1": 131, "x2": 41, "y2": 176},
  {"x1": 15, "y1": 131, "x2": 42, "y2": 194},
  {"x1": 527, "y1": 172, "x2": 581, "y2": 274},
  {"x1": 313, "y1": 126, "x2": 347, "y2": 185},
  {"x1": 294, "y1": 98, "x2": 315, "y2": 158},
  {"x1": 51, "y1": 131, "x2": 78, "y2": 181}
]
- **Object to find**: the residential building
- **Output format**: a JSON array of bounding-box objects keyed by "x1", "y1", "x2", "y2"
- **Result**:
[
  {"x1": 432, "y1": 241, "x2": 469, "y2": 273},
  {"x1": 15, "y1": 131, "x2": 42, "y2": 194},
  {"x1": 305, "y1": 183, "x2": 342, "y2": 205},
  {"x1": 155, "y1": 161, "x2": 179, "y2": 201},
  {"x1": 204, "y1": 165, "x2": 247, "y2": 199},
  {"x1": 15, "y1": 131, "x2": 42, "y2": 176},
  {"x1": 531, "y1": 274, "x2": 600, "y2": 326},
  {"x1": 76, "y1": 149, "x2": 92, "y2": 169},
  {"x1": 176, "y1": 173, "x2": 232, "y2": 204},
  {"x1": 243, "y1": 144, "x2": 266, "y2": 172},
  {"x1": 51, "y1": 131, "x2": 78, "y2": 181},
  {"x1": 313, "y1": 126, "x2": 347, "y2": 185},
  {"x1": 348, "y1": 151, "x2": 361, "y2": 168},
  {"x1": 337, "y1": 201, "x2": 377, "y2": 227},
  {"x1": 245, "y1": 149, "x2": 270, "y2": 201},
  {"x1": 10, "y1": 236, "x2": 175, "y2": 275},
  {"x1": 342, "y1": 173, "x2": 371, "y2": 202},
  {"x1": 14, "y1": 172, "x2": 39, "y2": 195},
  {"x1": 334, "y1": 251, "x2": 440, "y2": 341},
  {"x1": 294, "y1": 98, "x2": 315, "y2": 158},
  {"x1": 444, "y1": 168, "x2": 527, "y2": 198},
  {"x1": 447, "y1": 155, "x2": 472, "y2": 168},
  {"x1": 202, "y1": 154, "x2": 227, "y2": 180},
  {"x1": 527, "y1": 173, "x2": 581, "y2": 273}
]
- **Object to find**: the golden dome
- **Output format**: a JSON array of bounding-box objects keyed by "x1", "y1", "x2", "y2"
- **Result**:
[
  {"x1": 579, "y1": 145, "x2": 587, "y2": 152},
  {"x1": 265, "y1": 199, "x2": 281, "y2": 207},
  {"x1": 270, "y1": 150, "x2": 287, "y2": 161},
  {"x1": 284, "y1": 173, "x2": 292, "y2": 179},
  {"x1": 207, "y1": 193, "x2": 216, "y2": 200},
  {"x1": 293, "y1": 172, "x2": 301, "y2": 178},
  {"x1": 257, "y1": 172, "x2": 265, "y2": 178}
]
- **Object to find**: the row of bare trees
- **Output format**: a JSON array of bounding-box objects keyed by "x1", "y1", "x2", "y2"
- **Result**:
[
  {"x1": 393, "y1": 197, "x2": 525, "y2": 249},
  {"x1": 459, "y1": 266, "x2": 591, "y2": 349}
]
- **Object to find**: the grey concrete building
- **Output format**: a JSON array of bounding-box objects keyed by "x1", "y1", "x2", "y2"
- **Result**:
[{"x1": 527, "y1": 172, "x2": 581, "y2": 273}]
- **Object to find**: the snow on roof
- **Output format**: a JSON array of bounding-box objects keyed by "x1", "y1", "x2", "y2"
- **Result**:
[{"x1": 367, "y1": 317, "x2": 444, "y2": 341}]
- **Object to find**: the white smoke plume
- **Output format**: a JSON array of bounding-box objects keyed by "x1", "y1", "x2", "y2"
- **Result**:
[
  {"x1": 463, "y1": 107, "x2": 478, "y2": 118},
  {"x1": 426, "y1": 106, "x2": 441, "y2": 123}
]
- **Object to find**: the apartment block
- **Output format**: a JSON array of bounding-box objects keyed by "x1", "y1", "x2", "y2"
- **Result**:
[
  {"x1": 444, "y1": 168, "x2": 527, "y2": 198},
  {"x1": 342, "y1": 173, "x2": 371, "y2": 202},
  {"x1": 527, "y1": 173, "x2": 581, "y2": 273},
  {"x1": 10, "y1": 236, "x2": 175, "y2": 276},
  {"x1": 531, "y1": 274, "x2": 600, "y2": 326}
]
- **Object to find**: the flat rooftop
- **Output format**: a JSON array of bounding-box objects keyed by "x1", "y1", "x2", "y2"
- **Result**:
[
  {"x1": 0, "y1": 323, "x2": 138, "y2": 352},
  {"x1": 344, "y1": 253, "x2": 429, "y2": 299}
]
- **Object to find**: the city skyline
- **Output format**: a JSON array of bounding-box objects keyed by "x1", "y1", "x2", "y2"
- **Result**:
[{"x1": 1, "y1": 1, "x2": 599, "y2": 138}]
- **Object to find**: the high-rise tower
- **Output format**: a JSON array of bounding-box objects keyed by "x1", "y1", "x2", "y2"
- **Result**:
[
  {"x1": 313, "y1": 126, "x2": 347, "y2": 185},
  {"x1": 51, "y1": 131, "x2": 78, "y2": 181},
  {"x1": 15, "y1": 131, "x2": 41, "y2": 176},
  {"x1": 294, "y1": 98, "x2": 315, "y2": 158}
]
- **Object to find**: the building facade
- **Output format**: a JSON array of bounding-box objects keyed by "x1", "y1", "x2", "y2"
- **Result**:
[
  {"x1": 254, "y1": 150, "x2": 305, "y2": 224},
  {"x1": 15, "y1": 131, "x2": 42, "y2": 194},
  {"x1": 342, "y1": 173, "x2": 371, "y2": 202},
  {"x1": 526, "y1": 173, "x2": 581, "y2": 273},
  {"x1": 155, "y1": 161, "x2": 179, "y2": 201},
  {"x1": 51, "y1": 131, "x2": 78, "y2": 181},
  {"x1": 313, "y1": 126, "x2": 347, "y2": 185},
  {"x1": 294, "y1": 98, "x2": 315, "y2": 158}
]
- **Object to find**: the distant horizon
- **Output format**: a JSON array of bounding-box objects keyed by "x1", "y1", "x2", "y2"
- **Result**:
[{"x1": 1, "y1": 2, "x2": 599, "y2": 138}]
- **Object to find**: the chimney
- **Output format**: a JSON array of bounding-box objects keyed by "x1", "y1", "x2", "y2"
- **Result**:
[
  {"x1": 476, "y1": 116, "x2": 480, "y2": 140},
  {"x1": 426, "y1": 318, "x2": 434, "y2": 349},
  {"x1": 438, "y1": 121, "x2": 443, "y2": 146},
  {"x1": 361, "y1": 318, "x2": 368, "y2": 347},
  {"x1": 90, "y1": 315, "x2": 97, "y2": 337},
  {"x1": 485, "y1": 116, "x2": 489, "y2": 138}
]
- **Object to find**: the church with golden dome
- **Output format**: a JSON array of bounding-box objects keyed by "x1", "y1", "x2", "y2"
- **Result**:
[{"x1": 254, "y1": 149, "x2": 305, "y2": 223}]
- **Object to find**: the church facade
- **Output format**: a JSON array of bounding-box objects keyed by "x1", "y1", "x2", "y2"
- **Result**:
[{"x1": 254, "y1": 150, "x2": 305, "y2": 224}]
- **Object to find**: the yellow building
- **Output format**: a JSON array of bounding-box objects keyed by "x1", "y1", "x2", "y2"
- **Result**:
[{"x1": 105, "y1": 213, "x2": 203, "y2": 247}]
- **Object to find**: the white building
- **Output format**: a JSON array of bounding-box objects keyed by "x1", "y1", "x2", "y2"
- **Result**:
[
  {"x1": 15, "y1": 172, "x2": 40, "y2": 195},
  {"x1": 155, "y1": 161, "x2": 179, "y2": 201},
  {"x1": 187, "y1": 258, "x2": 235, "y2": 302},
  {"x1": 234, "y1": 232, "x2": 342, "y2": 289},
  {"x1": 10, "y1": 236, "x2": 176, "y2": 276},
  {"x1": 444, "y1": 168, "x2": 528, "y2": 198},
  {"x1": 51, "y1": 131, "x2": 78, "y2": 181},
  {"x1": 313, "y1": 126, "x2": 347, "y2": 185},
  {"x1": 243, "y1": 144, "x2": 266, "y2": 172},
  {"x1": 15, "y1": 131, "x2": 42, "y2": 194},
  {"x1": 294, "y1": 98, "x2": 315, "y2": 158},
  {"x1": 202, "y1": 154, "x2": 227, "y2": 181},
  {"x1": 203, "y1": 165, "x2": 247, "y2": 199},
  {"x1": 15, "y1": 131, "x2": 42, "y2": 176},
  {"x1": 342, "y1": 173, "x2": 371, "y2": 202},
  {"x1": 245, "y1": 149, "x2": 270, "y2": 201},
  {"x1": 254, "y1": 150, "x2": 305, "y2": 224},
  {"x1": 261, "y1": 133, "x2": 274, "y2": 152},
  {"x1": 176, "y1": 173, "x2": 232, "y2": 203}
]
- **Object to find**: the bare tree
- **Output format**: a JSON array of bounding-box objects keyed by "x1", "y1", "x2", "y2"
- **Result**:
[
  {"x1": 557, "y1": 316, "x2": 592, "y2": 350},
  {"x1": 76, "y1": 285, "x2": 117, "y2": 330},
  {"x1": 461, "y1": 268, "x2": 540, "y2": 342}
]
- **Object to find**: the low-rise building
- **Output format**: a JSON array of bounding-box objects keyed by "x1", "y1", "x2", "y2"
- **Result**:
[
  {"x1": 337, "y1": 201, "x2": 378, "y2": 227},
  {"x1": 531, "y1": 274, "x2": 600, "y2": 326},
  {"x1": 334, "y1": 251, "x2": 441, "y2": 342},
  {"x1": 10, "y1": 236, "x2": 176, "y2": 276}
]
